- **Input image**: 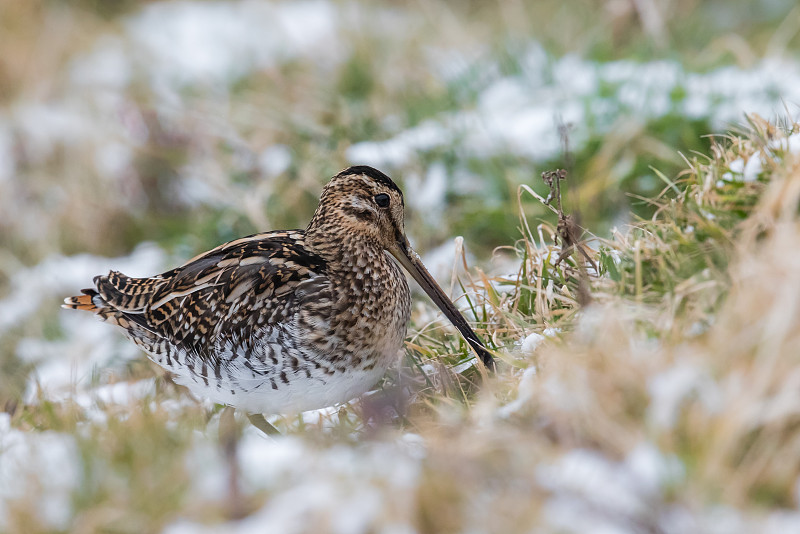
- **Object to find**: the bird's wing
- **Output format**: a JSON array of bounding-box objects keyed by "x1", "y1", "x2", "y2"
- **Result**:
[{"x1": 91, "y1": 230, "x2": 331, "y2": 365}]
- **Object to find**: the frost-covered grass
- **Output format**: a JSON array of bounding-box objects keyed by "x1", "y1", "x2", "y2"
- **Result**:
[{"x1": 3, "y1": 0, "x2": 800, "y2": 532}]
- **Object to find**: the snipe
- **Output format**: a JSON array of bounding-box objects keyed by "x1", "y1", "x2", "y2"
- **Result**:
[{"x1": 64, "y1": 166, "x2": 493, "y2": 419}]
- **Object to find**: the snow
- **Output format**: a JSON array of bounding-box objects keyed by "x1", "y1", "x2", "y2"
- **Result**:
[
  {"x1": 76, "y1": 379, "x2": 157, "y2": 409},
  {"x1": 1, "y1": 0, "x2": 353, "y2": 226},
  {"x1": 543, "y1": 327, "x2": 561, "y2": 338},
  {"x1": 397, "y1": 433, "x2": 426, "y2": 460},
  {"x1": 346, "y1": 120, "x2": 450, "y2": 168},
  {"x1": 348, "y1": 54, "x2": 800, "y2": 168},
  {"x1": 5, "y1": 0, "x2": 798, "y2": 224},
  {"x1": 520, "y1": 333, "x2": 546, "y2": 355},
  {"x1": 624, "y1": 442, "x2": 684, "y2": 494},
  {"x1": 0, "y1": 122, "x2": 13, "y2": 183},
  {"x1": 18, "y1": 315, "x2": 140, "y2": 400},
  {"x1": 93, "y1": 140, "x2": 135, "y2": 179},
  {"x1": 404, "y1": 162, "x2": 449, "y2": 224},
  {"x1": 167, "y1": 433, "x2": 422, "y2": 534},
  {"x1": 258, "y1": 144, "x2": 292, "y2": 177},
  {"x1": 743, "y1": 154, "x2": 764, "y2": 181},
  {"x1": 13, "y1": 101, "x2": 97, "y2": 162},
  {"x1": 0, "y1": 243, "x2": 166, "y2": 399},
  {"x1": 719, "y1": 131, "x2": 799, "y2": 185},
  {"x1": 728, "y1": 158, "x2": 745, "y2": 175},
  {"x1": 0, "y1": 242, "x2": 165, "y2": 335},
  {"x1": 537, "y1": 443, "x2": 684, "y2": 534},
  {"x1": 126, "y1": 0, "x2": 342, "y2": 90},
  {"x1": 764, "y1": 513, "x2": 800, "y2": 534},
  {"x1": 497, "y1": 366, "x2": 538, "y2": 418},
  {"x1": 647, "y1": 360, "x2": 723, "y2": 429},
  {"x1": 0, "y1": 414, "x2": 80, "y2": 530},
  {"x1": 538, "y1": 449, "x2": 649, "y2": 517},
  {"x1": 450, "y1": 357, "x2": 478, "y2": 375},
  {"x1": 69, "y1": 36, "x2": 132, "y2": 89},
  {"x1": 769, "y1": 132, "x2": 800, "y2": 154}
]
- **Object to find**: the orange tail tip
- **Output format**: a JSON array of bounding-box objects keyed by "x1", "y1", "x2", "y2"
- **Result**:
[{"x1": 62, "y1": 292, "x2": 98, "y2": 311}]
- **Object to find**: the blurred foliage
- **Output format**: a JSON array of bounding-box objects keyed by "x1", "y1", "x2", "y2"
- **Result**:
[{"x1": 2, "y1": 0, "x2": 799, "y2": 263}]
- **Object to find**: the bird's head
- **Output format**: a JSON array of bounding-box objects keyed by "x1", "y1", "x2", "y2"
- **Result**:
[
  {"x1": 311, "y1": 165, "x2": 407, "y2": 252},
  {"x1": 307, "y1": 165, "x2": 494, "y2": 369}
]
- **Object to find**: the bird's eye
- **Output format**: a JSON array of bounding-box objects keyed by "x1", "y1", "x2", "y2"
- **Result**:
[{"x1": 374, "y1": 193, "x2": 390, "y2": 208}]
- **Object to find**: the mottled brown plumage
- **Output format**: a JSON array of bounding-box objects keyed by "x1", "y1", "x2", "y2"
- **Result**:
[{"x1": 64, "y1": 166, "x2": 493, "y2": 414}]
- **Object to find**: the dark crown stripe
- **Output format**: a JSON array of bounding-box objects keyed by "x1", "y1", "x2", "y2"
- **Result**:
[{"x1": 338, "y1": 165, "x2": 402, "y2": 196}]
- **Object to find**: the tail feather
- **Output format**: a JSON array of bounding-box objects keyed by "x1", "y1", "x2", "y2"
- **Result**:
[
  {"x1": 63, "y1": 286, "x2": 165, "y2": 356},
  {"x1": 62, "y1": 288, "x2": 103, "y2": 312},
  {"x1": 94, "y1": 271, "x2": 162, "y2": 312}
]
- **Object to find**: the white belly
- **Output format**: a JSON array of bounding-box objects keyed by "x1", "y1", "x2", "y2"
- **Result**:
[
  {"x1": 159, "y1": 323, "x2": 405, "y2": 415},
  {"x1": 171, "y1": 356, "x2": 396, "y2": 414}
]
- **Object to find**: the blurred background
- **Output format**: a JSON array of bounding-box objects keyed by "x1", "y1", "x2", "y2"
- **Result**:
[
  {"x1": 2, "y1": 0, "x2": 799, "y2": 262},
  {"x1": 1, "y1": 0, "x2": 800, "y2": 531}
]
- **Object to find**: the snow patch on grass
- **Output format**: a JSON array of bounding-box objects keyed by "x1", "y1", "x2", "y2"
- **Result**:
[
  {"x1": 0, "y1": 242, "x2": 165, "y2": 335},
  {"x1": 0, "y1": 414, "x2": 80, "y2": 530},
  {"x1": 538, "y1": 444, "x2": 683, "y2": 533},
  {"x1": 1, "y1": 244, "x2": 166, "y2": 398},
  {"x1": 720, "y1": 131, "x2": 800, "y2": 184},
  {"x1": 349, "y1": 54, "x2": 800, "y2": 167},
  {"x1": 170, "y1": 434, "x2": 422, "y2": 534},
  {"x1": 0, "y1": 122, "x2": 14, "y2": 183},
  {"x1": 126, "y1": 0, "x2": 342, "y2": 91}
]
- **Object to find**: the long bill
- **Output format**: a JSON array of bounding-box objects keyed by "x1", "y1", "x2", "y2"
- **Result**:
[{"x1": 389, "y1": 236, "x2": 495, "y2": 370}]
